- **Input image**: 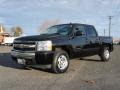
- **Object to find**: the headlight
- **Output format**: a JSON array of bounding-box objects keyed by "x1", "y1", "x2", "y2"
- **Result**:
[{"x1": 36, "y1": 41, "x2": 52, "y2": 51}]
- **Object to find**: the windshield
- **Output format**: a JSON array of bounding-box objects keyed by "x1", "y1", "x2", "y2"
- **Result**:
[{"x1": 41, "y1": 24, "x2": 72, "y2": 35}]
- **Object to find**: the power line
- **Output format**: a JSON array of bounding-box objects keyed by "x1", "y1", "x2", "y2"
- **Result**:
[
  {"x1": 113, "y1": 1, "x2": 120, "y2": 18},
  {"x1": 109, "y1": 1, "x2": 120, "y2": 26}
]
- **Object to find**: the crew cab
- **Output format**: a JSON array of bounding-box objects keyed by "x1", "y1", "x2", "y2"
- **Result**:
[{"x1": 11, "y1": 23, "x2": 113, "y2": 73}]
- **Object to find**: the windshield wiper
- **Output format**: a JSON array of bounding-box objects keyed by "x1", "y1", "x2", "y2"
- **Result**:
[
  {"x1": 52, "y1": 33, "x2": 60, "y2": 35},
  {"x1": 40, "y1": 33, "x2": 60, "y2": 35}
]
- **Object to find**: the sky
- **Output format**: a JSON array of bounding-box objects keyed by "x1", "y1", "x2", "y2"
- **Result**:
[{"x1": 0, "y1": 0, "x2": 120, "y2": 38}]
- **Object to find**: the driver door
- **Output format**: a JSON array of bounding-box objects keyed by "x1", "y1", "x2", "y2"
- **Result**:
[{"x1": 70, "y1": 25, "x2": 87, "y2": 57}]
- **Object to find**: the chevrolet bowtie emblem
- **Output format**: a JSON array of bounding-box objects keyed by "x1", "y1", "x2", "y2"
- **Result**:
[{"x1": 19, "y1": 44, "x2": 24, "y2": 49}]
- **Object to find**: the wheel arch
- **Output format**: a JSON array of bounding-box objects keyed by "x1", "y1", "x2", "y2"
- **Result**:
[
  {"x1": 101, "y1": 43, "x2": 113, "y2": 52},
  {"x1": 54, "y1": 45, "x2": 74, "y2": 59}
]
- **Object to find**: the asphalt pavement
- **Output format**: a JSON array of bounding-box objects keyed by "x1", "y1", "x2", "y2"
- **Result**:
[{"x1": 0, "y1": 45, "x2": 120, "y2": 90}]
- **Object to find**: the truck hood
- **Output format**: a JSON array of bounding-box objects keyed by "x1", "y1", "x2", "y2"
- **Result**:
[{"x1": 15, "y1": 34, "x2": 64, "y2": 41}]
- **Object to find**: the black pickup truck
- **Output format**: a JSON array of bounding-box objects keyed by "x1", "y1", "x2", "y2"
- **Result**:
[{"x1": 11, "y1": 23, "x2": 113, "y2": 73}]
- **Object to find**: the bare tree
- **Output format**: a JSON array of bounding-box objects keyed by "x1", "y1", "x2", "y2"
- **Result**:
[
  {"x1": 38, "y1": 19, "x2": 60, "y2": 34},
  {"x1": 11, "y1": 26, "x2": 23, "y2": 37}
]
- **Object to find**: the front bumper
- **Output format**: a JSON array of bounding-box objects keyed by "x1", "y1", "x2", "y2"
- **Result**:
[
  {"x1": 11, "y1": 50, "x2": 35, "y2": 59},
  {"x1": 11, "y1": 50, "x2": 55, "y2": 65}
]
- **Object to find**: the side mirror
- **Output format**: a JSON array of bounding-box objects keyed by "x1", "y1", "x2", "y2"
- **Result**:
[{"x1": 75, "y1": 31, "x2": 84, "y2": 36}]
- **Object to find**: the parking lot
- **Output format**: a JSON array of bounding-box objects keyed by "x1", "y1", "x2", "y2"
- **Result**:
[{"x1": 0, "y1": 45, "x2": 120, "y2": 90}]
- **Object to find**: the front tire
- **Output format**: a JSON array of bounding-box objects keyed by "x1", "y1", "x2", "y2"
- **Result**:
[
  {"x1": 99, "y1": 47, "x2": 110, "y2": 62},
  {"x1": 52, "y1": 50, "x2": 69, "y2": 74}
]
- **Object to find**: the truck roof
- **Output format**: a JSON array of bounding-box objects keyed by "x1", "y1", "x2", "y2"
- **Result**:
[{"x1": 54, "y1": 23, "x2": 93, "y2": 27}]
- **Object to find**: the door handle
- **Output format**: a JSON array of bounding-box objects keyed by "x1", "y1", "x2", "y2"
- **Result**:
[
  {"x1": 86, "y1": 39, "x2": 92, "y2": 44},
  {"x1": 90, "y1": 41, "x2": 92, "y2": 44},
  {"x1": 87, "y1": 40, "x2": 92, "y2": 43}
]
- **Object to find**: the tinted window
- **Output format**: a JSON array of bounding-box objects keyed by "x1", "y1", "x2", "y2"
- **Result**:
[
  {"x1": 86, "y1": 26, "x2": 97, "y2": 37},
  {"x1": 41, "y1": 24, "x2": 71, "y2": 35},
  {"x1": 74, "y1": 25, "x2": 86, "y2": 36}
]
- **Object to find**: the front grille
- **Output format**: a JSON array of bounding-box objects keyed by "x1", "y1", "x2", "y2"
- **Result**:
[{"x1": 13, "y1": 41, "x2": 36, "y2": 51}]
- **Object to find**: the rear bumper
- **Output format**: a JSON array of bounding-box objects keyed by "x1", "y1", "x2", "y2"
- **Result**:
[{"x1": 11, "y1": 50, "x2": 55, "y2": 65}]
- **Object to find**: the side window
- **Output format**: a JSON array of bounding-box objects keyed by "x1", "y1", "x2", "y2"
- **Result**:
[
  {"x1": 86, "y1": 26, "x2": 97, "y2": 37},
  {"x1": 74, "y1": 25, "x2": 86, "y2": 36}
]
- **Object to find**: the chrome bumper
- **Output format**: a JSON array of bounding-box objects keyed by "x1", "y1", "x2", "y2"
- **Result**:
[{"x1": 11, "y1": 50, "x2": 35, "y2": 59}]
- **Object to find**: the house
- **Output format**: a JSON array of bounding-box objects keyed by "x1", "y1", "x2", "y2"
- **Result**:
[
  {"x1": 0, "y1": 25, "x2": 10, "y2": 44},
  {"x1": 113, "y1": 38, "x2": 120, "y2": 45}
]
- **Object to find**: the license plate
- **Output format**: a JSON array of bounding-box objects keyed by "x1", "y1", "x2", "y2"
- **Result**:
[{"x1": 17, "y1": 59, "x2": 25, "y2": 64}]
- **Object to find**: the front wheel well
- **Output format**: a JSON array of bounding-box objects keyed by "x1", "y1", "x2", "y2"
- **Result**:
[{"x1": 54, "y1": 46, "x2": 73, "y2": 59}]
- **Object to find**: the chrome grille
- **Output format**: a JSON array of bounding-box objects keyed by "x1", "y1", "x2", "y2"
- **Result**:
[
  {"x1": 13, "y1": 41, "x2": 36, "y2": 51},
  {"x1": 14, "y1": 44, "x2": 35, "y2": 49}
]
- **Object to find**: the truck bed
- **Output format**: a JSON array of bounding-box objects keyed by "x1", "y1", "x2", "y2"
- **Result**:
[{"x1": 99, "y1": 36, "x2": 113, "y2": 44}]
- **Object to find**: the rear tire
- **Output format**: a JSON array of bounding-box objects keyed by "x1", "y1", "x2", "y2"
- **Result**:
[
  {"x1": 52, "y1": 50, "x2": 69, "y2": 74},
  {"x1": 99, "y1": 47, "x2": 110, "y2": 62}
]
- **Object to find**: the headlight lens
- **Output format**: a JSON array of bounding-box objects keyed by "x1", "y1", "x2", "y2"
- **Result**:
[{"x1": 36, "y1": 41, "x2": 52, "y2": 51}]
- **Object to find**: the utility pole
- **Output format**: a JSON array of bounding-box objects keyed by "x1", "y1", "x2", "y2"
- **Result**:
[
  {"x1": 108, "y1": 16, "x2": 113, "y2": 37},
  {"x1": 104, "y1": 29, "x2": 105, "y2": 36}
]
